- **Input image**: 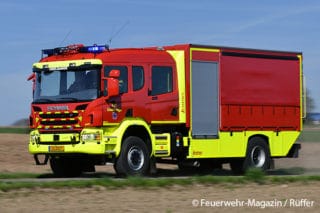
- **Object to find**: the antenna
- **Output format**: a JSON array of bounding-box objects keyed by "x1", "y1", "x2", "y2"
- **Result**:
[
  {"x1": 59, "y1": 30, "x2": 72, "y2": 46},
  {"x1": 108, "y1": 21, "x2": 130, "y2": 46}
]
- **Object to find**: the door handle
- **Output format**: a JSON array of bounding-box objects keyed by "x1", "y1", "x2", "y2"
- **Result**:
[{"x1": 152, "y1": 96, "x2": 158, "y2": 100}]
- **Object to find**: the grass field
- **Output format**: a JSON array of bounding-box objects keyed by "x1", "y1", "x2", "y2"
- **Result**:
[
  {"x1": 298, "y1": 128, "x2": 320, "y2": 142},
  {"x1": 0, "y1": 127, "x2": 30, "y2": 134},
  {"x1": 0, "y1": 169, "x2": 320, "y2": 192}
]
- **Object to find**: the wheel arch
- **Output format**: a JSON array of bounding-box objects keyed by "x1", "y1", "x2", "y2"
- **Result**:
[
  {"x1": 122, "y1": 125, "x2": 153, "y2": 155},
  {"x1": 112, "y1": 119, "x2": 154, "y2": 157},
  {"x1": 248, "y1": 134, "x2": 269, "y2": 147},
  {"x1": 247, "y1": 133, "x2": 271, "y2": 157}
]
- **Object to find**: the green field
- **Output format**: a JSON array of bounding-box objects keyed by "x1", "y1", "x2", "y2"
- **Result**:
[
  {"x1": 0, "y1": 127, "x2": 30, "y2": 134},
  {"x1": 297, "y1": 128, "x2": 320, "y2": 142},
  {"x1": 0, "y1": 170, "x2": 320, "y2": 192}
]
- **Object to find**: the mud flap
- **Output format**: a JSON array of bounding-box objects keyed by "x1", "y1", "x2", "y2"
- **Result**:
[
  {"x1": 149, "y1": 156, "x2": 157, "y2": 175},
  {"x1": 286, "y1": 144, "x2": 301, "y2": 158},
  {"x1": 34, "y1": 154, "x2": 49, "y2": 165}
]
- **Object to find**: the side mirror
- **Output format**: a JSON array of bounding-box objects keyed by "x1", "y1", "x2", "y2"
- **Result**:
[
  {"x1": 109, "y1": 69, "x2": 120, "y2": 78},
  {"x1": 106, "y1": 69, "x2": 120, "y2": 97},
  {"x1": 27, "y1": 73, "x2": 36, "y2": 97}
]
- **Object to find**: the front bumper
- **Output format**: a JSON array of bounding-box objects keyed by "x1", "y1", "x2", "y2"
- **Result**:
[{"x1": 29, "y1": 129, "x2": 117, "y2": 155}]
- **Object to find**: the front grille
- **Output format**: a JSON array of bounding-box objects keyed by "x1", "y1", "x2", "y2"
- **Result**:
[
  {"x1": 39, "y1": 112, "x2": 78, "y2": 119},
  {"x1": 40, "y1": 120, "x2": 78, "y2": 125},
  {"x1": 35, "y1": 110, "x2": 83, "y2": 129}
]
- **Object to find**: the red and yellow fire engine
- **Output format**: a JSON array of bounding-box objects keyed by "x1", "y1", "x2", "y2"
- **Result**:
[{"x1": 29, "y1": 44, "x2": 303, "y2": 176}]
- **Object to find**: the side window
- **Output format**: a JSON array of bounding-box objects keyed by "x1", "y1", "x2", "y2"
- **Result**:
[
  {"x1": 104, "y1": 66, "x2": 128, "y2": 93},
  {"x1": 132, "y1": 66, "x2": 144, "y2": 91},
  {"x1": 151, "y1": 66, "x2": 173, "y2": 96}
]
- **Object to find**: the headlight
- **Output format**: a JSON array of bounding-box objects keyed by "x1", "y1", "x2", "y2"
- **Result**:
[{"x1": 81, "y1": 132, "x2": 101, "y2": 142}]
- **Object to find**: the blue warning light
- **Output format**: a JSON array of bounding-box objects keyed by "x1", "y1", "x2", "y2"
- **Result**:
[{"x1": 81, "y1": 45, "x2": 109, "y2": 53}]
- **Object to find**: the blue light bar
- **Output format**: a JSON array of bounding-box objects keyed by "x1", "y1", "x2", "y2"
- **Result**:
[
  {"x1": 80, "y1": 45, "x2": 109, "y2": 53},
  {"x1": 41, "y1": 44, "x2": 109, "y2": 58}
]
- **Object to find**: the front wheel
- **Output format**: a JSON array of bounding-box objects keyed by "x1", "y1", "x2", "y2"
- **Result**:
[{"x1": 114, "y1": 136, "x2": 150, "y2": 176}]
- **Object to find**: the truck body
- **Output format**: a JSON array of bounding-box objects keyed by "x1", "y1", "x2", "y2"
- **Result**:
[{"x1": 29, "y1": 44, "x2": 303, "y2": 176}]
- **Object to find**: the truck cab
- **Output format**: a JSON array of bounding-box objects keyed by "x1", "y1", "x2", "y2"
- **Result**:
[{"x1": 29, "y1": 44, "x2": 182, "y2": 176}]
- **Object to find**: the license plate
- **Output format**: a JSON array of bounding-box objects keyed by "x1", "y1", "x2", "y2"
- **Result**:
[{"x1": 48, "y1": 145, "x2": 65, "y2": 152}]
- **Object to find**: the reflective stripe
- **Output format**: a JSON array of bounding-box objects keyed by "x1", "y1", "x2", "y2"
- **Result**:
[{"x1": 33, "y1": 59, "x2": 102, "y2": 70}]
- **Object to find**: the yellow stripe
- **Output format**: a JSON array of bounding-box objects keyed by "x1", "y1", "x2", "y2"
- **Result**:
[
  {"x1": 167, "y1": 50, "x2": 186, "y2": 123},
  {"x1": 33, "y1": 59, "x2": 102, "y2": 70},
  {"x1": 190, "y1": 47, "x2": 220, "y2": 55},
  {"x1": 151, "y1": 121, "x2": 181, "y2": 124},
  {"x1": 298, "y1": 54, "x2": 305, "y2": 129}
]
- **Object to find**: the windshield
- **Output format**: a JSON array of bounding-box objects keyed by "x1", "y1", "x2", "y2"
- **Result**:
[{"x1": 34, "y1": 69, "x2": 100, "y2": 103}]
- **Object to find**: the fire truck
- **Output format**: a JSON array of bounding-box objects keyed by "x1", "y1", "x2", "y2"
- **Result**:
[{"x1": 28, "y1": 43, "x2": 304, "y2": 176}]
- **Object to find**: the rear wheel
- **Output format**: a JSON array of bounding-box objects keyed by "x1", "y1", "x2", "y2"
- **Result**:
[
  {"x1": 114, "y1": 136, "x2": 150, "y2": 176},
  {"x1": 230, "y1": 137, "x2": 270, "y2": 174}
]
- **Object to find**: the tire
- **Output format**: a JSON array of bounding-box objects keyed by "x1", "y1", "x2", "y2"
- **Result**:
[
  {"x1": 230, "y1": 137, "x2": 270, "y2": 174},
  {"x1": 114, "y1": 136, "x2": 150, "y2": 176},
  {"x1": 50, "y1": 156, "x2": 83, "y2": 177}
]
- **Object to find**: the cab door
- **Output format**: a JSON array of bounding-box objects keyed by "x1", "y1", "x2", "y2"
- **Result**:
[
  {"x1": 102, "y1": 64, "x2": 132, "y2": 123},
  {"x1": 147, "y1": 65, "x2": 179, "y2": 122}
]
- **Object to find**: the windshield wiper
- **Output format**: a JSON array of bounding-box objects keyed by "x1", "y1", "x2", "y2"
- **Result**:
[
  {"x1": 33, "y1": 98, "x2": 55, "y2": 103},
  {"x1": 57, "y1": 97, "x2": 80, "y2": 102}
]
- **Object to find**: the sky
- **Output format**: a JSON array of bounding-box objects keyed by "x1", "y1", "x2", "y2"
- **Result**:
[{"x1": 0, "y1": 0, "x2": 319, "y2": 126}]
